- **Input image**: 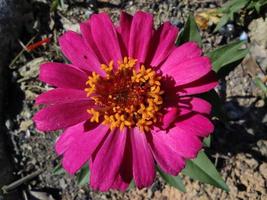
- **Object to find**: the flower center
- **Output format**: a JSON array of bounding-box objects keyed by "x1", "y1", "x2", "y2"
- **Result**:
[{"x1": 85, "y1": 57, "x2": 164, "y2": 132}]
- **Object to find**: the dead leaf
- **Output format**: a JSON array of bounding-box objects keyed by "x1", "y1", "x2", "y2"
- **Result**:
[
  {"x1": 29, "y1": 191, "x2": 55, "y2": 200},
  {"x1": 195, "y1": 9, "x2": 222, "y2": 30},
  {"x1": 19, "y1": 120, "x2": 33, "y2": 132}
]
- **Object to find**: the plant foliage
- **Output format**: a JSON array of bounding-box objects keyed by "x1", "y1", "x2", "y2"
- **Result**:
[{"x1": 214, "y1": 0, "x2": 267, "y2": 31}]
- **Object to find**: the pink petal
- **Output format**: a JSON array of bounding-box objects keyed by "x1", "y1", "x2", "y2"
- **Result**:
[
  {"x1": 80, "y1": 21, "x2": 106, "y2": 67},
  {"x1": 55, "y1": 121, "x2": 87, "y2": 155},
  {"x1": 111, "y1": 130, "x2": 133, "y2": 191},
  {"x1": 59, "y1": 31, "x2": 103, "y2": 74},
  {"x1": 161, "y1": 97, "x2": 211, "y2": 130},
  {"x1": 177, "y1": 71, "x2": 218, "y2": 96},
  {"x1": 90, "y1": 13, "x2": 122, "y2": 65},
  {"x1": 111, "y1": 172, "x2": 131, "y2": 192},
  {"x1": 148, "y1": 132, "x2": 185, "y2": 176},
  {"x1": 130, "y1": 128, "x2": 155, "y2": 189},
  {"x1": 33, "y1": 100, "x2": 92, "y2": 131},
  {"x1": 35, "y1": 88, "x2": 87, "y2": 105},
  {"x1": 160, "y1": 42, "x2": 202, "y2": 72},
  {"x1": 117, "y1": 11, "x2": 133, "y2": 57},
  {"x1": 111, "y1": 175, "x2": 129, "y2": 191},
  {"x1": 165, "y1": 57, "x2": 212, "y2": 86},
  {"x1": 167, "y1": 127, "x2": 203, "y2": 159},
  {"x1": 39, "y1": 62, "x2": 88, "y2": 89},
  {"x1": 175, "y1": 112, "x2": 214, "y2": 137},
  {"x1": 129, "y1": 11, "x2": 153, "y2": 64},
  {"x1": 178, "y1": 108, "x2": 193, "y2": 116},
  {"x1": 61, "y1": 123, "x2": 109, "y2": 174},
  {"x1": 90, "y1": 128, "x2": 127, "y2": 191},
  {"x1": 178, "y1": 97, "x2": 211, "y2": 115},
  {"x1": 150, "y1": 22, "x2": 179, "y2": 66},
  {"x1": 162, "y1": 107, "x2": 178, "y2": 129}
]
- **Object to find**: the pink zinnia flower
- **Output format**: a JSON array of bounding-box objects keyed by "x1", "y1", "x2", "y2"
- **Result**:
[{"x1": 33, "y1": 11, "x2": 217, "y2": 191}]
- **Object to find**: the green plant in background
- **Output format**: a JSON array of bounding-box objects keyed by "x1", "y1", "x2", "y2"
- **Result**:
[
  {"x1": 246, "y1": 0, "x2": 267, "y2": 13},
  {"x1": 214, "y1": 0, "x2": 267, "y2": 31},
  {"x1": 51, "y1": 0, "x2": 66, "y2": 11},
  {"x1": 254, "y1": 77, "x2": 267, "y2": 98}
]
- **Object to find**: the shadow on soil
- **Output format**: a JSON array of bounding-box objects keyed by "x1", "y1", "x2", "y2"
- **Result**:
[{"x1": 209, "y1": 98, "x2": 267, "y2": 169}]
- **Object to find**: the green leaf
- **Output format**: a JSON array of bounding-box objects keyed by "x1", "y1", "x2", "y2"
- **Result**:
[
  {"x1": 246, "y1": 0, "x2": 267, "y2": 12},
  {"x1": 203, "y1": 135, "x2": 211, "y2": 147},
  {"x1": 51, "y1": 0, "x2": 59, "y2": 11},
  {"x1": 207, "y1": 40, "x2": 248, "y2": 73},
  {"x1": 182, "y1": 151, "x2": 229, "y2": 191},
  {"x1": 77, "y1": 165, "x2": 90, "y2": 186},
  {"x1": 228, "y1": 0, "x2": 249, "y2": 13},
  {"x1": 51, "y1": 0, "x2": 66, "y2": 11},
  {"x1": 157, "y1": 167, "x2": 186, "y2": 192},
  {"x1": 218, "y1": 1, "x2": 233, "y2": 12},
  {"x1": 254, "y1": 77, "x2": 267, "y2": 95},
  {"x1": 215, "y1": 0, "x2": 249, "y2": 32},
  {"x1": 128, "y1": 180, "x2": 135, "y2": 190},
  {"x1": 254, "y1": 1, "x2": 267, "y2": 13},
  {"x1": 255, "y1": 2, "x2": 261, "y2": 13},
  {"x1": 52, "y1": 163, "x2": 65, "y2": 175},
  {"x1": 214, "y1": 15, "x2": 229, "y2": 32},
  {"x1": 176, "y1": 14, "x2": 202, "y2": 47},
  {"x1": 220, "y1": 0, "x2": 248, "y2": 13},
  {"x1": 259, "y1": 0, "x2": 267, "y2": 6},
  {"x1": 246, "y1": 1, "x2": 256, "y2": 10}
]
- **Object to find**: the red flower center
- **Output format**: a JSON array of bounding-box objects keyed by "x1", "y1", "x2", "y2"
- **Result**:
[{"x1": 85, "y1": 57, "x2": 164, "y2": 132}]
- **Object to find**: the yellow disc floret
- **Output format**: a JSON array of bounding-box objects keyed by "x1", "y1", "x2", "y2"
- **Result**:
[{"x1": 85, "y1": 57, "x2": 164, "y2": 132}]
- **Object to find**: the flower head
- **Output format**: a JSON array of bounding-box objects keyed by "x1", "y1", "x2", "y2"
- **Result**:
[{"x1": 33, "y1": 11, "x2": 217, "y2": 191}]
